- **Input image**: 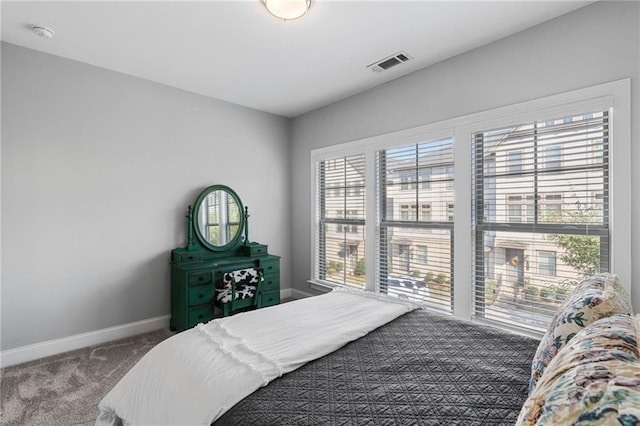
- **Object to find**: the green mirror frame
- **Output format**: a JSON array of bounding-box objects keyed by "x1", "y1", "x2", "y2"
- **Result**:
[{"x1": 192, "y1": 185, "x2": 245, "y2": 252}]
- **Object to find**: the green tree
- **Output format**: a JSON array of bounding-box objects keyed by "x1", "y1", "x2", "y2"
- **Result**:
[
  {"x1": 353, "y1": 258, "x2": 366, "y2": 276},
  {"x1": 546, "y1": 201, "x2": 601, "y2": 280}
]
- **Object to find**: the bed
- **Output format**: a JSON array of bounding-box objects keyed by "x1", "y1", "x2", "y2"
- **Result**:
[
  {"x1": 96, "y1": 288, "x2": 539, "y2": 425},
  {"x1": 215, "y1": 305, "x2": 538, "y2": 425}
]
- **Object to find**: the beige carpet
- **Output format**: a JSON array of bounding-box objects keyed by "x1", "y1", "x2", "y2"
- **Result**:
[{"x1": 0, "y1": 328, "x2": 174, "y2": 425}]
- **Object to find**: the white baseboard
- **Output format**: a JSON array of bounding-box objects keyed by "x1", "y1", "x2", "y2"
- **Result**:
[
  {"x1": 280, "y1": 288, "x2": 292, "y2": 299},
  {"x1": 0, "y1": 315, "x2": 170, "y2": 369},
  {"x1": 2, "y1": 291, "x2": 309, "y2": 368}
]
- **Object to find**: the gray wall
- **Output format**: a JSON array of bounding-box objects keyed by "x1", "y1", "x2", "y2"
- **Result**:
[
  {"x1": 1, "y1": 43, "x2": 291, "y2": 351},
  {"x1": 290, "y1": 1, "x2": 640, "y2": 310}
]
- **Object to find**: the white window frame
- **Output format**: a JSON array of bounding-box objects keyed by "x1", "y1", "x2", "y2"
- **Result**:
[{"x1": 310, "y1": 79, "x2": 631, "y2": 337}]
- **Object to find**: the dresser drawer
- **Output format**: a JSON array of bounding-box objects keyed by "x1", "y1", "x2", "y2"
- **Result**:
[
  {"x1": 173, "y1": 251, "x2": 204, "y2": 264},
  {"x1": 188, "y1": 270, "x2": 213, "y2": 286},
  {"x1": 261, "y1": 275, "x2": 279, "y2": 292},
  {"x1": 260, "y1": 290, "x2": 280, "y2": 307},
  {"x1": 188, "y1": 305, "x2": 213, "y2": 326},
  {"x1": 241, "y1": 243, "x2": 268, "y2": 256},
  {"x1": 188, "y1": 285, "x2": 213, "y2": 306},
  {"x1": 261, "y1": 259, "x2": 280, "y2": 275}
]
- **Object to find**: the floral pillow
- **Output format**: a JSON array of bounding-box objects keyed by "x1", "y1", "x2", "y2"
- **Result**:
[
  {"x1": 517, "y1": 314, "x2": 640, "y2": 425},
  {"x1": 529, "y1": 273, "x2": 632, "y2": 393}
]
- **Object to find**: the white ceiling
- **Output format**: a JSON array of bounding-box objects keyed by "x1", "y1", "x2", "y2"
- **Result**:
[{"x1": 1, "y1": 1, "x2": 592, "y2": 118}]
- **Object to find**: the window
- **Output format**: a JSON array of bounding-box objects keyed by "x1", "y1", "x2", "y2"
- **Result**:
[
  {"x1": 378, "y1": 138, "x2": 454, "y2": 311},
  {"x1": 347, "y1": 210, "x2": 359, "y2": 233},
  {"x1": 421, "y1": 168, "x2": 432, "y2": 189},
  {"x1": 544, "y1": 145, "x2": 562, "y2": 169},
  {"x1": 416, "y1": 246, "x2": 428, "y2": 264},
  {"x1": 400, "y1": 204, "x2": 419, "y2": 221},
  {"x1": 507, "y1": 151, "x2": 522, "y2": 174},
  {"x1": 541, "y1": 194, "x2": 563, "y2": 221},
  {"x1": 507, "y1": 202, "x2": 522, "y2": 223},
  {"x1": 474, "y1": 111, "x2": 610, "y2": 332},
  {"x1": 315, "y1": 154, "x2": 366, "y2": 288},
  {"x1": 311, "y1": 80, "x2": 629, "y2": 337},
  {"x1": 400, "y1": 170, "x2": 417, "y2": 190},
  {"x1": 421, "y1": 204, "x2": 432, "y2": 221},
  {"x1": 446, "y1": 166, "x2": 454, "y2": 190},
  {"x1": 397, "y1": 244, "x2": 410, "y2": 273},
  {"x1": 447, "y1": 203, "x2": 455, "y2": 223},
  {"x1": 538, "y1": 250, "x2": 557, "y2": 276}
]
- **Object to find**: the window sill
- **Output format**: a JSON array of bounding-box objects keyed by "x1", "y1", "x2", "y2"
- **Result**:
[{"x1": 307, "y1": 279, "x2": 338, "y2": 293}]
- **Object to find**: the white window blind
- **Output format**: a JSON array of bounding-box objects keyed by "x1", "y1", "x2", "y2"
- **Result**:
[
  {"x1": 473, "y1": 111, "x2": 609, "y2": 332},
  {"x1": 315, "y1": 154, "x2": 366, "y2": 288},
  {"x1": 377, "y1": 138, "x2": 454, "y2": 312}
]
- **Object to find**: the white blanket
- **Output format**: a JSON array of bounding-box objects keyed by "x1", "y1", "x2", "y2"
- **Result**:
[{"x1": 96, "y1": 288, "x2": 418, "y2": 425}]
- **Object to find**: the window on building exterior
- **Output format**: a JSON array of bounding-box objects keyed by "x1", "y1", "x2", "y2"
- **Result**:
[
  {"x1": 421, "y1": 204, "x2": 432, "y2": 221},
  {"x1": 400, "y1": 204, "x2": 419, "y2": 221},
  {"x1": 473, "y1": 111, "x2": 609, "y2": 333},
  {"x1": 538, "y1": 250, "x2": 557, "y2": 276},
  {"x1": 508, "y1": 203, "x2": 522, "y2": 223},
  {"x1": 400, "y1": 170, "x2": 417, "y2": 190},
  {"x1": 397, "y1": 244, "x2": 410, "y2": 273},
  {"x1": 446, "y1": 166, "x2": 454, "y2": 190},
  {"x1": 544, "y1": 145, "x2": 562, "y2": 169},
  {"x1": 447, "y1": 203, "x2": 455, "y2": 223},
  {"x1": 416, "y1": 246, "x2": 428, "y2": 264},
  {"x1": 507, "y1": 150, "x2": 522, "y2": 174},
  {"x1": 421, "y1": 168, "x2": 432, "y2": 190},
  {"x1": 541, "y1": 194, "x2": 563, "y2": 222},
  {"x1": 378, "y1": 138, "x2": 454, "y2": 311}
]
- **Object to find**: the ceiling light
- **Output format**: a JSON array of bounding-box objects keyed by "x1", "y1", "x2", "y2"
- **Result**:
[
  {"x1": 32, "y1": 26, "x2": 55, "y2": 39},
  {"x1": 263, "y1": 0, "x2": 310, "y2": 21}
]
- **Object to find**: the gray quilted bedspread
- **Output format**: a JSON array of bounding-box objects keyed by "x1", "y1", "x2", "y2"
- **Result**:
[{"x1": 215, "y1": 308, "x2": 540, "y2": 425}]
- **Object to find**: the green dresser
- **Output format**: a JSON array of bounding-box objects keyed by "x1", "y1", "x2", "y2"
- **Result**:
[
  {"x1": 169, "y1": 185, "x2": 281, "y2": 332},
  {"x1": 170, "y1": 249, "x2": 280, "y2": 331}
]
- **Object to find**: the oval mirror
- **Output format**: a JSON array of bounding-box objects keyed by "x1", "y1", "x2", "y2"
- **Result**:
[{"x1": 192, "y1": 185, "x2": 245, "y2": 251}]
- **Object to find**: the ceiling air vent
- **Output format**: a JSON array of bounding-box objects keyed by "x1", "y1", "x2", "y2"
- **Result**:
[{"x1": 367, "y1": 52, "x2": 412, "y2": 73}]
